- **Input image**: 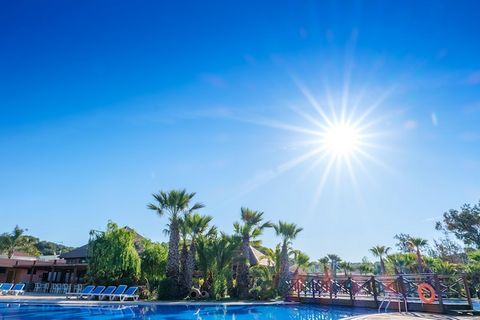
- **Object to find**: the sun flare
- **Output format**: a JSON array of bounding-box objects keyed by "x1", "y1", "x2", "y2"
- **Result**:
[
  {"x1": 245, "y1": 78, "x2": 391, "y2": 205},
  {"x1": 321, "y1": 123, "x2": 361, "y2": 156}
]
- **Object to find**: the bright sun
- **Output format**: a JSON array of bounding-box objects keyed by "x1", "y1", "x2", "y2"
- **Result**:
[
  {"x1": 322, "y1": 123, "x2": 361, "y2": 156},
  {"x1": 248, "y1": 78, "x2": 388, "y2": 204}
]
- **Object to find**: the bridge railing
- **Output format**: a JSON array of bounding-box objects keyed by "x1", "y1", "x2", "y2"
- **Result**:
[{"x1": 286, "y1": 273, "x2": 472, "y2": 309}]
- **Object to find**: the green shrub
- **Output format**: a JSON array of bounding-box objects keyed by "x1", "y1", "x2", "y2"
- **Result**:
[{"x1": 156, "y1": 278, "x2": 178, "y2": 300}]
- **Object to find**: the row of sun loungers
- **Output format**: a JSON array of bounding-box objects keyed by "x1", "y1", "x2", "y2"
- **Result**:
[
  {"x1": 66, "y1": 285, "x2": 138, "y2": 301},
  {"x1": 0, "y1": 283, "x2": 25, "y2": 295}
]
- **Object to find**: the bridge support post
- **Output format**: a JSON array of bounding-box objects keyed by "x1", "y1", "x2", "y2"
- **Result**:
[
  {"x1": 371, "y1": 276, "x2": 378, "y2": 308},
  {"x1": 462, "y1": 273, "x2": 472, "y2": 309},
  {"x1": 434, "y1": 274, "x2": 444, "y2": 313}
]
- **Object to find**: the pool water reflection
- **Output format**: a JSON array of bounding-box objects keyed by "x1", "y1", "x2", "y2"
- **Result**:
[{"x1": 0, "y1": 303, "x2": 373, "y2": 319}]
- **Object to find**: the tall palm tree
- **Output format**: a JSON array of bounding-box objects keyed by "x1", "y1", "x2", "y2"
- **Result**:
[
  {"x1": 177, "y1": 216, "x2": 191, "y2": 296},
  {"x1": 183, "y1": 213, "x2": 213, "y2": 295},
  {"x1": 233, "y1": 207, "x2": 271, "y2": 299},
  {"x1": 147, "y1": 189, "x2": 204, "y2": 296},
  {"x1": 326, "y1": 254, "x2": 342, "y2": 278},
  {"x1": 407, "y1": 237, "x2": 428, "y2": 273},
  {"x1": 273, "y1": 221, "x2": 303, "y2": 296},
  {"x1": 0, "y1": 226, "x2": 39, "y2": 258},
  {"x1": 318, "y1": 257, "x2": 330, "y2": 277},
  {"x1": 370, "y1": 245, "x2": 390, "y2": 275}
]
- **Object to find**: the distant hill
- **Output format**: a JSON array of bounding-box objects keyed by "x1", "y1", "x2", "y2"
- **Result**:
[
  {"x1": 35, "y1": 240, "x2": 74, "y2": 256},
  {"x1": 22, "y1": 235, "x2": 74, "y2": 256}
]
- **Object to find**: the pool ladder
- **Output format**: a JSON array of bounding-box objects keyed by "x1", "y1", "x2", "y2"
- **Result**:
[{"x1": 378, "y1": 292, "x2": 408, "y2": 312}]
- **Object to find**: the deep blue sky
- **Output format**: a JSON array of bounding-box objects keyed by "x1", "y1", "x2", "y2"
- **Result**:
[{"x1": 1, "y1": 1, "x2": 480, "y2": 261}]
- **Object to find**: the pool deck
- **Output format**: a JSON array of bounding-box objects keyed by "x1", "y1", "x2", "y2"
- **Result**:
[
  {"x1": 346, "y1": 313, "x2": 479, "y2": 319},
  {"x1": 0, "y1": 294, "x2": 477, "y2": 319}
]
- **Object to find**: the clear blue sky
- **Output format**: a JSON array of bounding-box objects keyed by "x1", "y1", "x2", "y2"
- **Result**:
[{"x1": 1, "y1": 1, "x2": 480, "y2": 261}]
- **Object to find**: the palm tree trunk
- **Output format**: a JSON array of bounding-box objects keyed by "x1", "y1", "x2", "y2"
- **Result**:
[
  {"x1": 277, "y1": 241, "x2": 290, "y2": 297},
  {"x1": 185, "y1": 241, "x2": 196, "y2": 294},
  {"x1": 416, "y1": 249, "x2": 423, "y2": 273},
  {"x1": 179, "y1": 239, "x2": 189, "y2": 297},
  {"x1": 324, "y1": 266, "x2": 329, "y2": 278},
  {"x1": 236, "y1": 237, "x2": 250, "y2": 299},
  {"x1": 167, "y1": 217, "x2": 180, "y2": 294},
  {"x1": 380, "y1": 257, "x2": 385, "y2": 275},
  {"x1": 331, "y1": 261, "x2": 337, "y2": 278}
]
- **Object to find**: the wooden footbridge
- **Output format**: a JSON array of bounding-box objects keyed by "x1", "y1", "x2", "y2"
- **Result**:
[{"x1": 286, "y1": 273, "x2": 474, "y2": 314}]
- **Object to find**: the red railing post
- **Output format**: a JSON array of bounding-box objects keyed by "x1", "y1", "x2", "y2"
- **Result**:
[{"x1": 434, "y1": 274, "x2": 444, "y2": 313}]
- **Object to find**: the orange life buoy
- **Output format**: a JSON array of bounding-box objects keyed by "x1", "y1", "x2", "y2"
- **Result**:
[{"x1": 418, "y1": 283, "x2": 436, "y2": 304}]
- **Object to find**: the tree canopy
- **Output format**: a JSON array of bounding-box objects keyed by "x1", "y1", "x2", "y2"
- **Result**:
[
  {"x1": 87, "y1": 221, "x2": 141, "y2": 285},
  {"x1": 436, "y1": 201, "x2": 480, "y2": 248},
  {"x1": 0, "y1": 226, "x2": 40, "y2": 258}
]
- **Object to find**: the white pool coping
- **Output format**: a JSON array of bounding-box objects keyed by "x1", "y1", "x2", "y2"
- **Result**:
[{"x1": 0, "y1": 293, "x2": 294, "y2": 307}]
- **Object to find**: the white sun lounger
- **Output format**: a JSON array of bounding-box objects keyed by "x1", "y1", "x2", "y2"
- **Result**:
[
  {"x1": 66, "y1": 285, "x2": 95, "y2": 299},
  {"x1": 104, "y1": 285, "x2": 127, "y2": 301},
  {"x1": 119, "y1": 287, "x2": 139, "y2": 301},
  {"x1": 98, "y1": 286, "x2": 117, "y2": 300},
  {"x1": 84, "y1": 285, "x2": 105, "y2": 300},
  {"x1": 7, "y1": 283, "x2": 25, "y2": 295},
  {"x1": 0, "y1": 283, "x2": 14, "y2": 295}
]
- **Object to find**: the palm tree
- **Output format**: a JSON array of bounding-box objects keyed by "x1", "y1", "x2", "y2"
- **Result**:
[
  {"x1": 387, "y1": 253, "x2": 416, "y2": 274},
  {"x1": 292, "y1": 250, "x2": 310, "y2": 274},
  {"x1": 359, "y1": 257, "x2": 374, "y2": 275},
  {"x1": 407, "y1": 237, "x2": 428, "y2": 273},
  {"x1": 183, "y1": 213, "x2": 213, "y2": 295},
  {"x1": 196, "y1": 232, "x2": 238, "y2": 298},
  {"x1": 273, "y1": 221, "x2": 303, "y2": 296},
  {"x1": 339, "y1": 261, "x2": 353, "y2": 276},
  {"x1": 318, "y1": 257, "x2": 330, "y2": 277},
  {"x1": 0, "y1": 226, "x2": 39, "y2": 258},
  {"x1": 370, "y1": 245, "x2": 390, "y2": 275},
  {"x1": 233, "y1": 207, "x2": 271, "y2": 299},
  {"x1": 212, "y1": 233, "x2": 239, "y2": 298},
  {"x1": 177, "y1": 216, "x2": 190, "y2": 296},
  {"x1": 147, "y1": 189, "x2": 204, "y2": 296},
  {"x1": 263, "y1": 245, "x2": 281, "y2": 273},
  {"x1": 326, "y1": 254, "x2": 341, "y2": 278}
]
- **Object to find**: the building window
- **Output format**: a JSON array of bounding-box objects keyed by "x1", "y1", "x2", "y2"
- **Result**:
[{"x1": 0, "y1": 267, "x2": 6, "y2": 274}]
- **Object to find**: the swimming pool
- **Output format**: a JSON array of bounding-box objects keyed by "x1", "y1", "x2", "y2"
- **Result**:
[{"x1": 0, "y1": 303, "x2": 373, "y2": 319}]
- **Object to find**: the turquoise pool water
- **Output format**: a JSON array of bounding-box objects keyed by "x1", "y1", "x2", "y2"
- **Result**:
[{"x1": 0, "y1": 303, "x2": 373, "y2": 319}]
